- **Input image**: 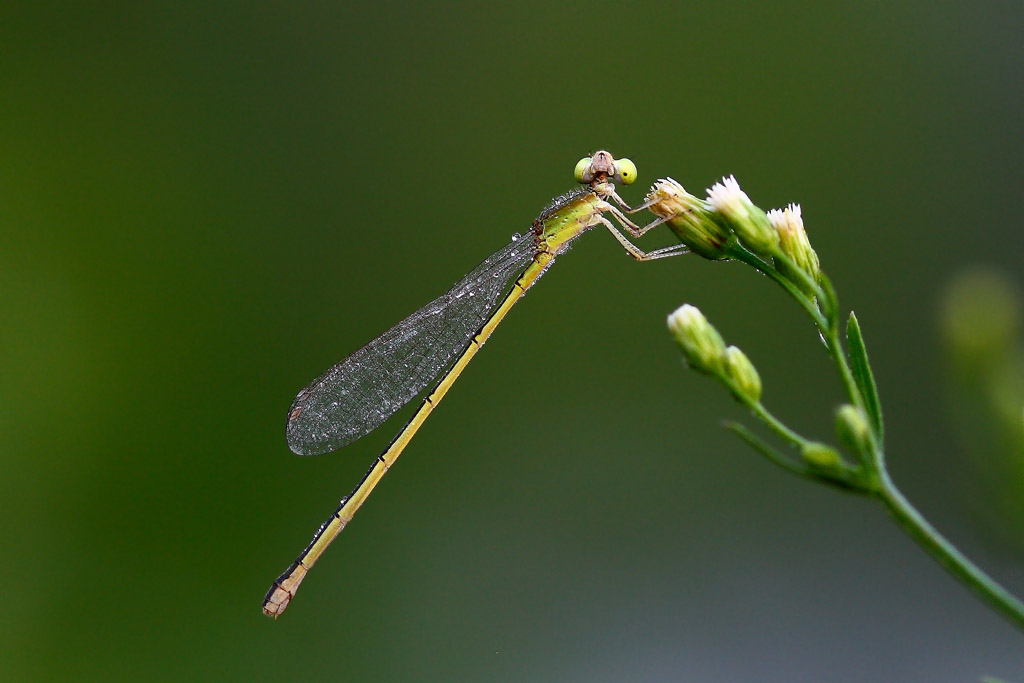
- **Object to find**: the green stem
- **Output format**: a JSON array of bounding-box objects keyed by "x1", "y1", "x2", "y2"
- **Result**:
[
  {"x1": 826, "y1": 327, "x2": 868, "y2": 422},
  {"x1": 724, "y1": 421, "x2": 812, "y2": 479},
  {"x1": 724, "y1": 415, "x2": 868, "y2": 493},
  {"x1": 770, "y1": 250, "x2": 831, "y2": 315},
  {"x1": 726, "y1": 244, "x2": 829, "y2": 331},
  {"x1": 709, "y1": 218, "x2": 1024, "y2": 630},
  {"x1": 874, "y1": 470, "x2": 1024, "y2": 630},
  {"x1": 748, "y1": 399, "x2": 805, "y2": 447},
  {"x1": 731, "y1": 243, "x2": 865, "y2": 416}
]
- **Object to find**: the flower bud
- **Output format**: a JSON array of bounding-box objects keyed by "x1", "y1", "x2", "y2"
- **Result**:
[
  {"x1": 767, "y1": 204, "x2": 820, "y2": 293},
  {"x1": 706, "y1": 175, "x2": 779, "y2": 256},
  {"x1": 835, "y1": 404, "x2": 873, "y2": 456},
  {"x1": 801, "y1": 442, "x2": 843, "y2": 470},
  {"x1": 724, "y1": 345, "x2": 762, "y2": 403},
  {"x1": 667, "y1": 304, "x2": 727, "y2": 376},
  {"x1": 645, "y1": 178, "x2": 730, "y2": 259}
]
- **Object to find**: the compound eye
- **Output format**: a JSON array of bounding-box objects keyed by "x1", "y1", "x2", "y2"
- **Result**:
[
  {"x1": 574, "y1": 156, "x2": 593, "y2": 183},
  {"x1": 614, "y1": 158, "x2": 637, "y2": 185}
]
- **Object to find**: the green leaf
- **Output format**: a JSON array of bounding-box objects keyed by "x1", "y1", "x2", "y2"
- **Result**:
[
  {"x1": 846, "y1": 312, "x2": 883, "y2": 441},
  {"x1": 722, "y1": 421, "x2": 810, "y2": 479}
]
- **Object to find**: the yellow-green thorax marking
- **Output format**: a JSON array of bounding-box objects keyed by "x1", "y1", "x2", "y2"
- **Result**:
[{"x1": 532, "y1": 178, "x2": 624, "y2": 255}]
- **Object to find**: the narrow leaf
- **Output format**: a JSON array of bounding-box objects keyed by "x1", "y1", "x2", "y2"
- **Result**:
[
  {"x1": 723, "y1": 421, "x2": 810, "y2": 479},
  {"x1": 846, "y1": 312, "x2": 883, "y2": 440}
]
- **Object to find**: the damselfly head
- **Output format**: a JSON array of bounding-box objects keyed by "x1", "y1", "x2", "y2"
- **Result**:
[{"x1": 574, "y1": 150, "x2": 637, "y2": 186}]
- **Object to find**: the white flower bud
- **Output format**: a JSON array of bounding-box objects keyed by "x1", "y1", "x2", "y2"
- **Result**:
[
  {"x1": 646, "y1": 178, "x2": 730, "y2": 259},
  {"x1": 707, "y1": 176, "x2": 778, "y2": 256},
  {"x1": 667, "y1": 304, "x2": 727, "y2": 376},
  {"x1": 768, "y1": 203, "x2": 820, "y2": 293}
]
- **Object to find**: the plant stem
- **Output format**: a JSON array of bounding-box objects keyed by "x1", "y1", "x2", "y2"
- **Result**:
[
  {"x1": 874, "y1": 470, "x2": 1024, "y2": 630},
  {"x1": 726, "y1": 244, "x2": 829, "y2": 331},
  {"x1": 724, "y1": 421, "x2": 812, "y2": 479},
  {"x1": 748, "y1": 399, "x2": 805, "y2": 447},
  {"x1": 826, "y1": 327, "x2": 868, "y2": 423},
  {"x1": 720, "y1": 217, "x2": 1024, "y2": 630}
]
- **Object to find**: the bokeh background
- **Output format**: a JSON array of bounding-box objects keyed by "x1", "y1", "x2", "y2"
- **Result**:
[{"x1": 3, "y1": 1, "x2": 1023, "y2": 680}]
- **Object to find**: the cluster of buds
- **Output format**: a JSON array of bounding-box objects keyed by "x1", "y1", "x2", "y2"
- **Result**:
[
  {"x1": 667, "y1": 304, "x2": 860, "y2": 478},
  {"x1": 644, "y1": 175, "x2": 822, "y2": 292},
  {"x1": 658, "y1": 190, "x2": 877, "y2": 485},
  {"x1": 656, "y1": 173, "x2": 870, "y2": 480},
  {"x1": 667, "y1": 304, "x2": 762, "y2": 404}
]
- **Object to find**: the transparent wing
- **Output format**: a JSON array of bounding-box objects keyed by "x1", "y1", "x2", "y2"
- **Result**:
[{"x1": 287, "y1": 235, "x2": 538, "y2": 455}]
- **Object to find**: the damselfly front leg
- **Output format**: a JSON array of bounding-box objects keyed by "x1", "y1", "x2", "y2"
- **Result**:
[
  {"x1": 596, "y1": 213, "x2": 691, "y2": 261},
  {"x1": 593, "y1": 196, "x2": 689, "y2": 261}
]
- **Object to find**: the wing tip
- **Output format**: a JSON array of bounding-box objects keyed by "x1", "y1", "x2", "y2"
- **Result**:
[{"x1": 285, "y1": 423, "x2": 334, "y2": 457}]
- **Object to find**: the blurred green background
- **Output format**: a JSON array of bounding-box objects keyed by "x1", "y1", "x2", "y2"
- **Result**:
[{"x1": 3, "y1": 1, "x2": 1023, "y2": 680}]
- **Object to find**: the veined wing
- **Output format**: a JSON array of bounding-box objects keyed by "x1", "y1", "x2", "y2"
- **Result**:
[{"x1": 286, "y1": 234, "x2": 538, "y2": 455}]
